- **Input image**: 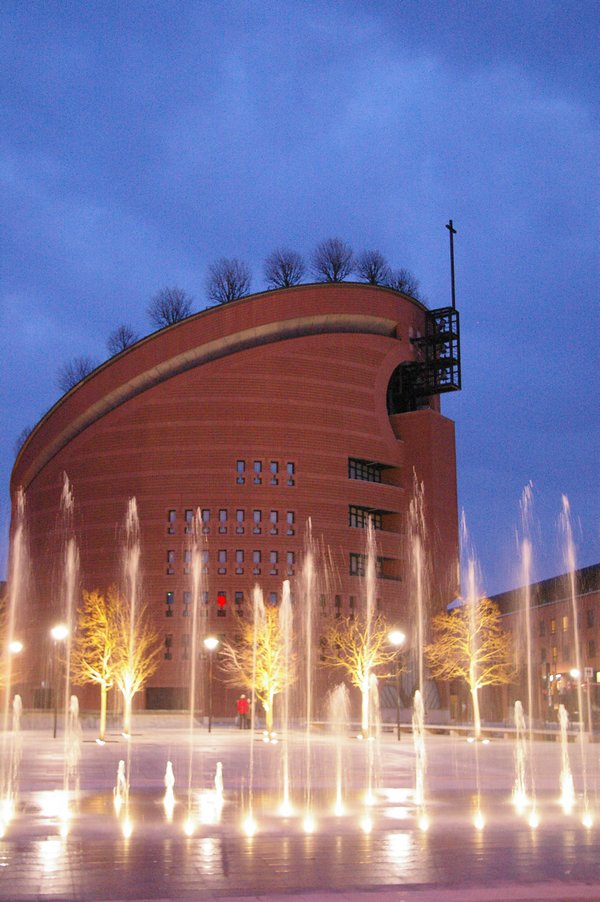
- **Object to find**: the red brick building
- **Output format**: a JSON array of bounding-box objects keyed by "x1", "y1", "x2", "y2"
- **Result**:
[{"x1": 10, "y1": 282, "x2": 460, "y2": 715}]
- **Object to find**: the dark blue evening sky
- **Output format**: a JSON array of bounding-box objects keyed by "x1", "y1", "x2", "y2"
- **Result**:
[{"x1": 1, "y1": 0, "x2": 598, "y2": 594}]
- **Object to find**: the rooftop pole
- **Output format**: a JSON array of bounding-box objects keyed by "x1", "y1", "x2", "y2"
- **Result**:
[{"x1": 445, "y1": 219, "x2": 457, "y2": 309}]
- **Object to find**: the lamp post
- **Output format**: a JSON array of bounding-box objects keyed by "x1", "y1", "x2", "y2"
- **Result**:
[
  {"x1": 203, "y1": 636, "x2": 219, "y2": 733},
  {"x1": 389, "y1": 629, "x2": 406, "y2": 741},
  {"x1": 50, "y1": 624, "x2": 69, "y2": 738}
]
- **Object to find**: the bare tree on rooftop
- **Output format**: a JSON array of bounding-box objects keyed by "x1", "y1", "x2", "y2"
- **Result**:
[
  {"x1": 147, "y1": 287, "x2": 193, "y2": 328},
  {"x1": 206, "y1": 258, "x2": 252, "y2": 304},
  {"x1": 355, "y1": 249, "x2": 391, "y2": 285},
  {"x1": 107, "y1": 324, "x2": 139, "y2": 356},
  {"x1": 311, "y1": 238, "x2": 354, "y2": 282},
  {"x1": 385, "y1": 267, "x2": 421, "y2": 299},
  {"x1": 57, "y1": 356, "x2": 98, "y2": 393},
  {"x1": 264, "y1": 248, "x2": 306, "y2": 289}
]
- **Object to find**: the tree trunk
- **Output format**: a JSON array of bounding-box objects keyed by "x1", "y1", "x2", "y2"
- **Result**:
[
  {"x1": 471, "y1": 685, "x2": 481, "y2": 740},
  {"x1": 265, "y1": 694, "x2": 273, "y2": 734},
  {"x1": 99, "y1": 683, "x2": 107, "y2": 741},
  {"x1": 123, "y1": 694, "x2": 132, "y2": 736}
]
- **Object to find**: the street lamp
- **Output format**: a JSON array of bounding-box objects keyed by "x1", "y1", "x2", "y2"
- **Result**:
[
  {"x1": 389, "y1": 629, "x2": 406, "y2": 741},
  {"x1": 203, "y1": 636, "x2": 219, "y2": 733},
  {"x1": 50, "y1": 624, "x2": 69, "y2": 738}
]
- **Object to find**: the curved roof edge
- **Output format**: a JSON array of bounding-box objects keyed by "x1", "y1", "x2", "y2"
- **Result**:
[{"x1": 12, "y1": 300, "x2": 403, "y2": 492}]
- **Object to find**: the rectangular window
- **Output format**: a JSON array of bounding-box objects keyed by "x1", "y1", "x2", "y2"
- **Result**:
[
  {"x1": 562, "y1": 615, "x2": 569, "y2": 632},
  {"x1": 182, "y1": 633, "x2": 190, "y2": 659},
  {"x1": 183, "y1": 549, "x2": 192, "y2": 574},
  {"x1": 166, "y1": 591, "x2": 174, "y2": 605},
  {"x1": 201, "y1": 508, "x2": 210, "y2": 534},
  {"x1": 540, "y1": 647, "x2": 546, "y2": 663},
  {"x1": 201, "y1": 549, "x2": 209, "y2": 572},
  {"x1": 253, "y1": 509, "x2": 262, "y2": 534},
  {"x1": 589, "y1": 640, "x2": 596, "y2": 658},
  {"x1": 270, "y1": 550, "x2": 278, "y2": 575},
  {"x1": 219, "y1": 508, "x2": 228, "y2": 534},
  {"x1": 287, "y1": 461, "x2": 295, "y2": 486},
  {"x1": 164, "y1": 634, "x2": 173, "y2": 660},
  {"x1": 252, "y1": 550, "x2": 261, "y2": 575},
  {"x1": 167, "y1": 550, "x2": 175, "y2": 574},
  {"x1": 348, "y1": 505, "x2": 382, "y2": 529},
  {"x1": 268, "y1": 591, "x2": 277, "y2": 605},
  {"x1": 349, "y1": 596, "x2": 356, "y2": 609},
  {"x1": 235, "y1": 591, "x2": 244, "y2": 608},
  {"x1": 286, "y1": 511, "x2": 295, "y2": 536},
  {"x1": 349, "y1": 553, "x2": 366, "y2": 577},
  {"x1": 550, "y1": 618, "x2": 556, "y2": 635},
  {"x1": 236, "y1": 459, "x2": 246, "y2": 484},
  {"x1": 253, "y1": 460, "x2": 262, "y2": 484},
  {"x1": 184, "y1": 508, "x2": 193, "y2": 534},
  {"x1": 539, "y1": 620, "x2": 546, "y2": 637},
  {"x1": 287, "y1": 550, "x2": 295, "y2": 575},
  {"x1": 270, "y1": 510, "x2": 278, "y2": 534},
  {"x1": 588, "y1": 609, "x2": 595, "y2": 628},
  {"x1": 551, "y1": 645, "x2": 558, "y2": 660},
  {"x1": 167, "y1": 509, "x2": 176, "y2": 534},
  {"x1": 202, "y1": 590, "x2": 209, "y2": 605},
  {"x1": 319, "y1": 594, "x2": 326, "y2": 615},
  {"x1": 235, "y1": 549, "x2": 244, "y2": 574},
  {"x1": 217, "y1": 549, "x2": 227, "y2": 574},
  {"x1": 270, "y1": 461, "x2": 279, "y2": 485},
  {"x1": 348, "y1": 457, "x2": 382, "y2": 482},
  {"x1": 236, "y1": 509, "x2": 245, "y2": 534}
]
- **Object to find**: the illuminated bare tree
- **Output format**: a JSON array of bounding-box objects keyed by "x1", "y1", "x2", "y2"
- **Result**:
[
  {"x1": 322, "y1": 615, "x2": 397, "y2": 735},
  {"x1": 57, "y1": 356, "x2": 98, "y2": 392},
  {"x1": 112, "y1": 597, "x2": 161, "y2": 735},
  {"x1": 206, "y1": 258, "x2": 251, "y2": 304},
  {"x1": 426, "y1": 597, "x2": 515, "y2": 739},
  {"x1": 71, "y1": 587, "x2": 120, "y2": 741},
  {"x1": 311, "y1": 238, "x2": 354, "y2": 282},
  {"x1": 219, "y1": 604, "x2": 296, "y2": 732},
  {"x1": 264, "y1": 248, "x2": 306, "y2": 288},
  {"x1": 147, "y1": 287, "x2": 193, "y2": 328},
  {"x1": 355, "y1": 250, "x2": 390, "y2": 285},
  {"x1": 107, "y1": 324, "x2": 139, "y2": 355}
]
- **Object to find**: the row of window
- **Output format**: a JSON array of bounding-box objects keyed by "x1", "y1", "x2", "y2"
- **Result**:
[
  {"x1": 348, "y1": 457, "x2": 387, "y2": 483},
  {"x1": 540, "y1": 609, "x2": 595, "y2": 636},
  {"x1": 236, "y1": 459, "x2": 295, "y2": 486},
  {"x1": 540, "y1": 639, "x2": 596, "y2": 663},
  {"x1": 167, "y1": 508, "x2": 296, "y2": 536},
  {"x1": 163, "y1": 589, "x2": 381, "y2": 620},
  {"x1": 166, "y1": 548, "x2": 296, "y2": 577},
  {"x1": 348, "y1": 552, "x2": 401, "y2": 580}
]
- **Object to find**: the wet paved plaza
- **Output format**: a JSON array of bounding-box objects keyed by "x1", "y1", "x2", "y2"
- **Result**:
[{"x1": 1, "y1": 726, "x2": 599, "y2": 900}]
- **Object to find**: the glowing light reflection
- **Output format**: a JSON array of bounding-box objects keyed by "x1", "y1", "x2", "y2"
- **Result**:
[
  {"x1": 582, "y1": 812, "x2": 593, "y2": 829},
  {"x1": 243, "y1": 814, "x2": 257, "y2": 836},
  {"x1": 303, "y1": 814, "x2": 315, "y2": 833},
  {"x1": 183, "y1": 817, "x2": 195, "y2": 836},
  {"x1": 474, "y1": 810, "x2": 485, "y2": 830},
  {"x1": 360, "y1": 815, "x2": 372, "y2": 833},
  {"x1": 121, "y1": 816, "x2": 133, "y2": 839},
  {"x1": 528, "y1": 810, "x2": 540, "y2": 829},
  {"x1": 418, "y1": 813, "x2": 430, "y2": 832}
]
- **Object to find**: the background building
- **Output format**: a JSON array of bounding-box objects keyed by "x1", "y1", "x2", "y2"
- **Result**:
[{"x1": 10, "y1": 283, "x2": 460, "y2": 716}]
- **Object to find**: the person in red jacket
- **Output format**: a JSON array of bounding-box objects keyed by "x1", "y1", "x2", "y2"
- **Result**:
[{"x1": 236, "y1": 694, "x2": 249, "y2": 729}]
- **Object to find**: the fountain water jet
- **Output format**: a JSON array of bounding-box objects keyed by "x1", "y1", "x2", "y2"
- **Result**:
[
  {"x1": 512, "y1": 701, "x2": 529, "y2": 813},
  {"x1": 163, "y1": 761, "x2": 175, "y2": 822},
  {"x1": 412, "y1": 690, "x2": 428, "y2": 829},
  {"x1": 278, "y1": 581, "x2": 293, "y2": 815},
  {"x1": 185, "y1": 510, "x2": 207, "y2": 831},
  {"x1": 301, "y1": 522, "x2": 316, "y2": 832},
  {"x1": 558, "y1": 704, "x2": 575, "y2": 814},
  {"x1": 327, "y1": 683, "x2": 350, "y2": 816}
]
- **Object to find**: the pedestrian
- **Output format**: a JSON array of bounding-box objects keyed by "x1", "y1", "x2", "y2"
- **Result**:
[{"x1": 236, "y1": 694, "x2": 249, "y2": 729}]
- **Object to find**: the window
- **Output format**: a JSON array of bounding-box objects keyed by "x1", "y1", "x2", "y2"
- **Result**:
[
  {"x1": 287, "y1": 462, "x2": 295, "y2": 486},
  {"x1": 539, "y1": 620, "x2": 545, "y2": 637},
  {"x1": 235, "y1": 591, "x2": 244, "y2": 608},
  {"x1": 319, "y1": 594, "x2": 326, "y2": 615},
  {"x1": 236, "y1": 509, "x2": 245, "y2": 534},
  {"x1": 201, "y1": 508, "x2": 210, "y2": 533},
  {"x1": 348, "y1": 505, "x2": 383, "y2": 529},
  {"x1": 182, "y1": 633, "x2": 190, "y2": 660},
  {"x1": 184, "y1": 508, "x2": 193, "y2": 534},
  {"x1": 551, "y1": 645, "x2": 558, "y2": 661},
  {"x1": 167, "y1": 509, "x2": 176, "y2": 534},
  {"x1": 286, "y1": 511, "x2": 295, "y2": 536},
  {"x1": 348, "y1": 457, "x2": 383, "y2": 483},
  {"x1": 270, "y1": 550, "x2": 278, "y2": 575},
  {"x1": 270, "y1": 461, "x2": 279, "y2": 485},
  {"x1": 167, "y1": 550, "x2": 175, "y2": 574},
  {"x1": 164, "y1": 634, "x2": 173, "y2": 660},
  {"x1": 588, "y1": 609, "x2": 595, "y2": 628},
  {"x1": 349, "y1": 596, "x2": 356, "y2": 609},
  {"x1": 183, "y1": 591, "x2": 191, "y2": 617},
  {"x1": 334, "y1": 594, "x2": 342, "y2": 619},
  {"x1": 550, "y1": 618, "x2": 556, "y2": 635},
  {"x1": 217, "y1": 549, "x2": 227, "y2": 574},
  {"x1": 562, "y1": 615, "x2": 569, "y2": 632},
  {"x1": 253, "y1": 509, "x2": 262, "y2": 534},
  {"x1": 166, "y1": 591, "x2": 174, "y2": 616},
  {"x1": 268, "y1": 591, "x2": 277, "y2": 606},
  {"x1": 589, "y1": 640, "x2": 596, "y2": 658},
  {"x1": 540, "y1": 647, "x2": 547, "y2": 663},
  {"x1": 202, "y1": 591, "x2": 209, "y2": 605},
  {"x1": 253, "y1": 460, "x2": 262, "y2": 484},
  {"x1": 235, "y1": 549, "x2": 244, "y2": 574},
  {"x1": 287, "y1": 550, "x2": 295, "y2": 575},
  {"x1": 252, "y1": 550, "x2": 261, "y2": 575},
  {"x1": 349, "y1": 553, "x2": 366, "y2": 577},
  {"x1": 217, "y1": 592, "x2": 227, "y2": 617},
  {"x1": 183, "y1": 549, "x2": 192, "y2": 574},
  {"x1": 219, "y1": 508, "x2": 228, "y2": 534},
  {"x1": 236, "y1": 459, "x2": 246, "y2": 484},
  {"x1": 270, "y1": 510, "x2": 278, "y2": 534}
]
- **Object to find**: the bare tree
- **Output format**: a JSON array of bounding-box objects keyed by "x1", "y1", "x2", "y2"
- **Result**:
[
  {"x1": 147, "y1": 287, "x2": 193, "y2": 328},
  {"x1": 263, "y1": 248, "x2": 306, "y2": 289},
  {"x1": 57, "y1": 356, "x2": 98, "y2": 393},
  {"x1": 206, "y1": 258, "x2": 252, "y2": 304},
  {"x1": 107, "y1": 324, "x2": 139, "y2": 356},
  {"x1": 311, "y1": 238, "x2": 354, "y2": 282},
  {"x1": 355, "y1": 250, "x2": 391, "y2": 285},
  {"x1": 386, "y1": 267, "x2": 421, "y2": 298},
  {"x1": 14, "y1": 426, "x2": 32, "y2": 456}
]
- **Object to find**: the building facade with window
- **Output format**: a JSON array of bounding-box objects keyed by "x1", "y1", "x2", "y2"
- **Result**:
[{"x1": 10, "y1": 282, "x2": 459, "y2": 714}]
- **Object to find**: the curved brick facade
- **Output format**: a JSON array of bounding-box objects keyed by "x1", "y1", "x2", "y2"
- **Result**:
[{"x1": 10, "y1": 282, "x2": 459, "y2": 714}]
